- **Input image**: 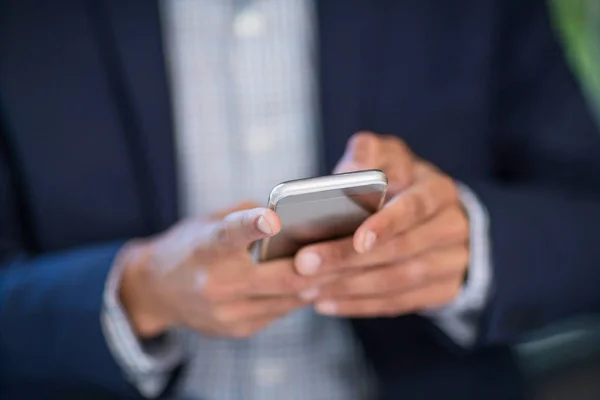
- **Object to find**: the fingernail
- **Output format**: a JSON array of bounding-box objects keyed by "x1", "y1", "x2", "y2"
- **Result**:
[
  {"x1": 362, "y1": 231, "x2": 377, "y2": 252},
  {"x1": 299, "y1": 287, "x2": 320, "y2": 301},
  {"x1": 315, "y1": 301, "x2": 337, "y2": 315},
  {"x1": 296, "y1": 252, "x2": 321, "y2": 275},
  {"x1": 256, "y1": 215, "x2": 272, "y2": 235}
]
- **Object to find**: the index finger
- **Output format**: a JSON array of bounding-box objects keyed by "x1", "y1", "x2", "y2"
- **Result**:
[
  {"x1": 334, "y1": 132, "x2": 413, "y2": 192},
  {"x1": 294, "y1": 237, "x2": 385, "y2": 276},
  {"x1": 230, "y1": 258, "x2": 336, "y2": 297},
  {"x1": 206, "y1": 201, "x2": 261, "y2": 221},
  {"x1": 210, "y1": 208, "x2": 282, "y2": 251},
  {"x1": 353, "y1": 174, "x2": 457, "y2": 253}
]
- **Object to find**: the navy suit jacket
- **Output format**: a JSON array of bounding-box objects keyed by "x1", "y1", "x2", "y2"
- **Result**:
[{"x1": 1, "y1": 0, "x2": 600, "y2": 398}]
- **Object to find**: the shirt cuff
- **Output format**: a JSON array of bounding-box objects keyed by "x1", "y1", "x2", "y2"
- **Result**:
[
  {"x1": 100, "y1": 243, "x2": 184, "y2": 398},
  {"x1": 421, "y1": 183, "x2": 493, "y2": 347}
]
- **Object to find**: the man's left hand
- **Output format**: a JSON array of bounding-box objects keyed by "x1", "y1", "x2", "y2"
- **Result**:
[{"x1": 294, "y1": 132, "x2": 470, "y2": 317}]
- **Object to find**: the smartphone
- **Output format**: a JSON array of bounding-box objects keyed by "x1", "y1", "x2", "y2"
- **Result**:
[{"x1": 253, "y1": 169, "x2": 388, "y2": 262}]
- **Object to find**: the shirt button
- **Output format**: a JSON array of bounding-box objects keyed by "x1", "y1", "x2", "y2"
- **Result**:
[
  {"x1": 254, "y1": 359, "x2": 286, "y2": 386},
  {"x1": 233, "y1": 9, "x2": 266, "y2": 38}
]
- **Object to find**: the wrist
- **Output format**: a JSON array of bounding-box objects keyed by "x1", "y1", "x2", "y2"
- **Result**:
[{"x1": 118, "y1": 240, "x2": 173, "y2": 338}]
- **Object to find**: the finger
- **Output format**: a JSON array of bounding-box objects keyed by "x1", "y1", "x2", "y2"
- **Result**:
[
  {"x1": 354, "y1": 173, "x2": 459, "y2": 253},
  {"x1": 334, "y1": 131, "x2": 382, "y2": 173},
  {"x1": 334, "y1": 132, "x2": 413, "y2": 191},
  {"x1": 203, "y1": 258, "x2": 334, "y2": 300},
  {"x1": 295, "y1": 237, "x2": 357, "y2": 276},
  {"x1": 210, "y1": 207, "x2": 281, "y2": 251},
  {"x1": 296, "y1": 207, "x2": 468, "y2": 275},
  {"x1": 206, "y1": 201, "x2": 261, "y2": 221},
  {"x1": 294, "y1": 231, "x2": 410, "y2": 276},
  {"x1": 318, "y1": 246, "x2": 469, "y2": 297},
  {"x1": 314, "y1": 277, "x2": 463, "y2": 318},
  {"x1": 368, "y1": 206, "x2": 469, "y2": 261},
  {"x1": 212, "y1": 295, "x2": 305, "y2": 326}
]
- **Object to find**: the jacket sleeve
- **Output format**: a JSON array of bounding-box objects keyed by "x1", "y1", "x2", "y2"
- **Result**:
[
  {"x1": 467, "y1": 181, "x2": 600, "y2": 345},
  {"x1": 0, "y1": 132, "x2": 141, "y2": 396},
  {"x1": 0, "y1": 241, "x2": 147, "y2": 394},
  {"x1": 464, "y1": 0, "x2": 600, "y2": 345}
]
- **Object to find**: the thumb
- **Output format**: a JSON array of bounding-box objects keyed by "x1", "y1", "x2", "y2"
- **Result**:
[{"x1": 206, "y1": 201, "x2": 262, "y2": 221}]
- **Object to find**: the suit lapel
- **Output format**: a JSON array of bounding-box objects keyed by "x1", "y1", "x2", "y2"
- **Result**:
[{"x1": 95, "y1": 0, "x2": 179, "y2": 230}]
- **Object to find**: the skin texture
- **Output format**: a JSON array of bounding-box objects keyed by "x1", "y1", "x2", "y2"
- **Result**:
[
  {"x1": 119, "y1": 204, "x2": 340, "y2": 338},
  {"x1": 120, "y1": 131, "x2": 470, "y2": 338},
  {"x1": 294, "y1": 132, "x2": 470, "y2": 318}
]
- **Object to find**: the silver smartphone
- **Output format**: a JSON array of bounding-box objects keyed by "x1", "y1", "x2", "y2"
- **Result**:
[{"x1": 253, "y1": 169, "x2": 388, "y2": 261}]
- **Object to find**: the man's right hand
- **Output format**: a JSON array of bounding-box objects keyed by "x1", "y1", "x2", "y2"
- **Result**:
[{"x1": 118, "y1": 207, "x2": 318, "y2": 339}]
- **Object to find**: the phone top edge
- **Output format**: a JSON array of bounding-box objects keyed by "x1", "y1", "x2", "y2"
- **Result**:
[{"x1": 267, "y1": 169, "x2": 388, "y2": 209}]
